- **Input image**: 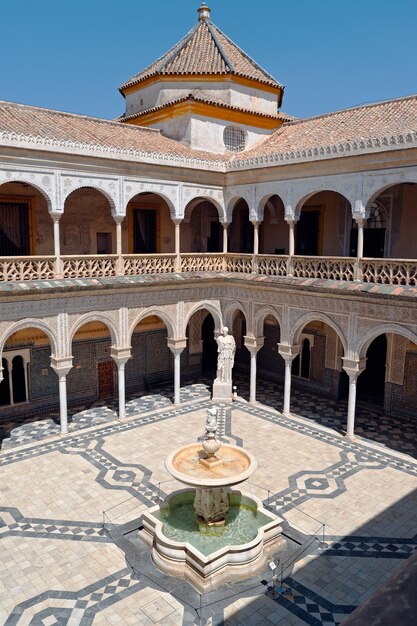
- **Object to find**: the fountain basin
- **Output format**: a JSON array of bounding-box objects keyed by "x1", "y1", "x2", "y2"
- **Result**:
[{"x1": 139, "y1": 489, "x2": 284, "y2": 593}]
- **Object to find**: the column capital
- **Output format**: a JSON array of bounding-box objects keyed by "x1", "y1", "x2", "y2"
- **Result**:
[
  {"x1": 342, "y1": 357, "x2": 366, "y2": 378},
  {"x1": 113, "y1": 214, "x2": 125, "y2": 225},
  {"x1": 278, "y1": 343, "x2": 299, "y2": 361},
  {"x1": 172, "y1": 218, "x2": 183, "y2": 226},
  {"x1": 285, "y1": 217, "x2": 298, "y2": 226},
  {"x1": 50, "y1": 211, "x2": 63, "y2": 223},
  {"x1": 50, "y1": 356, "x2": 73, "y2": 377},
  {"x1": 167, "y1": 337, "x2": 187, "y2": 355},
  {"x1": 244, "y1": 335, "x2": 264, "y2": 354},
  {"x1": 251, "y1": 220, "x2": 261, "y2": 227},
  {"x1": 353, "y1": 216, "x2": 367, "y2": 226},
  {"x1": 110, "y1": 346, "x2": 131, "y2": 366}
]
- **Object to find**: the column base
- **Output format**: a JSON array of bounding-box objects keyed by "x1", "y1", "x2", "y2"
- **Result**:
[{"x1": 212, "y1": 380, "x2": 233, "y2": 402}]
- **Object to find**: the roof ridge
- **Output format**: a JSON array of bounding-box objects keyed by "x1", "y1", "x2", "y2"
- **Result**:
[
  {"x1": 205, "y1": 20, "x2": 234, "y2": 72},
  {"x1": 0, "y1": 99, "x2": 161, "y2": 132},
  {"x1": 285, "y1": 93, "x2": 417, "y2": 126},
  {"x1": 210, "y1": 22, "x2": 282, "y2": 87}
]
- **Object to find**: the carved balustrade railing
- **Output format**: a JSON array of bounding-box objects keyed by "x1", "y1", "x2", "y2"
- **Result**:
[
  {"x1": 123, "y1": 254, "x2": 176, "y2": 275},
  {"x1": 180, "y1": 254, "x2": 224, "y2": 272},
  {"x1": 256, "y1": 254, "x2": 288, "y2": 277},
  {"x1": 360, "y1": 258, "x2": 417, "y2": 286},
  {"x1": 0, "y1": 256, "x2": 56, "y2": 282},
  {"x1": 61, "y1": 255, "x2": 118, "y2": 278},
  {"x1": 2, "y1": 253, "x2": 417, "y2": 288},
  {"x1": 292, "y1": 256, "x2": 356, "y2": 281},
  {"x1": 224, "y1": 254, "x2": 253, "y2": 273}
]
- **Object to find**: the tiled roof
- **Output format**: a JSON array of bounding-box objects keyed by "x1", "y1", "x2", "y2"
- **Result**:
[
  {"x1": 241, "y1": 94, "x2": 417, "y2": 160},
  {"x1": 119, "y1": 19, "x2": 282, "y2": 91},
  {"x1": 118, "y1": 93, "x2": 294, "y2": 123},
  {"x1": 0, "y1": 100, "x2": 227, "y2": 163}
]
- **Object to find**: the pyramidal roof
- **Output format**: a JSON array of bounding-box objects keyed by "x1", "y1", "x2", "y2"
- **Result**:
[{"x1": 119, "y1": 3, "x2": 282, "y2": 93}]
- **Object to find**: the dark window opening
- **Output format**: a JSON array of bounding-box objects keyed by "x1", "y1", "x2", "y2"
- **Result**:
[{"x1": 0, "y1": 202, "x2": 30, "y2": 256}]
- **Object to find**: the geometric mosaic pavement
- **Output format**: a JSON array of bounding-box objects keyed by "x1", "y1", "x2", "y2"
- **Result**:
[{"x1": 0, "y1": 383, "x2": 416, "y2": 625}]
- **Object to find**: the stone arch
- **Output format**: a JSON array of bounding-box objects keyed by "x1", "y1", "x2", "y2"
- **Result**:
[
  {"x1": 290, "y1": 312, "x2": 347, "y2": 354},
  {"x1": 0, "y1": 174, "x2": 54, "y2": 212},
  {"x1": 294, "y1": 187, "x2": 352, "y2": 220},
  {"x1": 0, "y1": 319, "x2": 58, "y2": 357},
  {"x1": 63, "y1": 185, "x2": 117, "y2": 215},
  {"x1": 226, "y1": 195, "x2": 252, "y2": 223},
  {"x1": 129, "y1": 307, "x2": 176, "y2": 342},
  {"x1": 364, "y1": 177, "x2": 417, "y2": 207},
  {"x1": 124, "y1": 189, "x2": 176, "y2": 218},
  {"x1": 223, "y1": 301, "x2": 250, "y2": 334},
  {"x1": 357, "y1": 323, "x2": 417, "y2": 360},
  {"x1": 257, "y1": 192, "x2": 286, "y2": 222},
  {"x1": 185, "y1": 196, "x2": 225, "y2": 222},
  {"x1": 254, "y1": 306, "x2": 282, "y2": 337},
  {"x1": 69, "y1": 313, "x2": 119, "y2": 347},
  {"x1": 183, "y1": 301, "x2": 222, "y2": 336}
]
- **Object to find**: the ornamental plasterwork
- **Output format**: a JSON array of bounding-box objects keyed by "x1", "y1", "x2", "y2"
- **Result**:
[
  {"x1": 288, "y1": 310, "x2": 349, "y2": 353},
  {"x1": 67, "y1": 310, "x2": 120, "y2": 347},
  {"x1": 183, "y1": 185, "x2": 225, "y2": 220},
  {"x1": 182, "y1": 300, "x2": 222, "y2": 334},
  {"x1": 0, "y1": 317, "x2": 59, "y2": 356},
  {"x1": 362, "y1": 168, "x2": 417, "y2": 206},
  {"x1": 292, "y1": 175, "x2": 358, "y2": 218},
  {"x1": 128, "y1": 304, "x2": 177, "y2": 339},
  {"x1": 224, "y1": 186, "x2": 255, "y2": 221},
  {"x1": 253, "y1": 304, "x2": 283, "y2": 336},
  {"x1": 355, "y1": 322, "x2": 417, "y2": 359},
  {"x1": 60, "y1": 174, "x2": 120, "y2": 212},
  {"x1": 223, "y1": 300, "x2": 251, "y2": 333},
  {"x1": 0, "y1": 167, "x2": 55, "y2": 211},
  {"x1": 123, "y1": 179, "x2": 178, "y2": 215}
]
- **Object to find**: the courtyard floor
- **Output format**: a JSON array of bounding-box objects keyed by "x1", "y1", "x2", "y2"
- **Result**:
[{"x1": 0, "y1": 386, "x2": 416, "y2": 625}]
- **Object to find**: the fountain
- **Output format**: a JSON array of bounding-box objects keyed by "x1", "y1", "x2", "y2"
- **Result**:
[{"x1": 139, "y1": 408, "x2": 284, "y2": 593}]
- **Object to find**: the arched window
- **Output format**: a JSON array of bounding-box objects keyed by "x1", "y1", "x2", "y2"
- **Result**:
[
  {"x1": 292, "y1": 335, "x2": 313, "y2": 379},
  {"x1": 12, "y1": 355, "x2": 27, "y2": 403},
  {"x1": 0, "y1": 349, "x2": 30, "y2": 406},
  {"x1": 223, "y1": 126, "x2": 247, "y2": 152},
  {"x1": 0, "y1": 358, "x2": 11, "y2": 406}
]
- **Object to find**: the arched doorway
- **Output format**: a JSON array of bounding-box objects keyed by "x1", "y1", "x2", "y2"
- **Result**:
[
  {"x1": 126, "y1": 316, "x2": 173, "y2": 394},
  {"x1": 357, "y1": 335, "x2": 387, "y2": 405},
  {"x1": 70, "y1": 321, "x2": 113, "y2": 403},
  {"x1": 201, "y1": 314, "x2": 217, "y2": 375},
  {"x1": 127, "y1": 192, "x2": 174, "y2": 253},
  {"x1": 229, "y1": 200, "x2": 253, "y2": 253},
  {"x1": 0, "y1": 181, "x2": 52, "y2": 256},
  {"x1": 259, "y1": 195, "x2": 287, "y2": 254},
  {"x1": 183, "y1": 199, "x2": 222, "y2": 253},
  {"x1": 63, "y1": 188, "x2": 115, "y2": 255},
  {"x1": 296, "y1": 190, "x2": 351, "y2": 256}
]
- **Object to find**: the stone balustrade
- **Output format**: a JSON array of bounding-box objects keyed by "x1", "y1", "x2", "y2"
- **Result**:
[{"x1": 1, "y1": 253, "x2": 417, "y2": 287}]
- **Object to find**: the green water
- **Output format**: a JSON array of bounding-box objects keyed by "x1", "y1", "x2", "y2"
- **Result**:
[{"x1": 154, "y1": 492, "x2": 270, "y2": 557}]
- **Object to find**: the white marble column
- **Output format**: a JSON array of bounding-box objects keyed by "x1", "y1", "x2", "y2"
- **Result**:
[
  {"x1": 173, "y1": 219, "x2": 182, "y2": 272},
  {"x1": 51, "y1": 212, "x2": 62, "y2": 278},
  {"x1": 114, "y1": 215, "x2": 125, "y2": 276},
  {"x1": 222, "y1": 222, "x2": 228, "y2": 254},
  {"x1": 286, "y1": 218, "x2": 296, "y2": 276},
  {"x1": 50, "y1": 357, "x2": 73, "y2": 435},
  {"x1": 251, "y1": 221, "x2": 260, "y2": 273},
  {"x1": 244, "y1": 336, "x2": 264, "y2": 403},
  {"x1": 354, "y1": 218, "x2": 366, "y2": 281},
  {"x1": 278, "y1": 344, "x2": 299, "y2": 415},
  {"x1": 111, "y1": 347, "x2": 131, "y2": 419},
  {"x1": 342, "y1": 358, "x2": 366, "y2": 437},
  {"x1": 167, "y1": 338, "x2": 187, "y2": 405}
]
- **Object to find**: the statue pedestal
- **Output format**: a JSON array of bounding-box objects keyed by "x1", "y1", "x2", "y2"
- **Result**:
[{"x1": 212, "y1": 380, "x2": 232, "y2": 402}]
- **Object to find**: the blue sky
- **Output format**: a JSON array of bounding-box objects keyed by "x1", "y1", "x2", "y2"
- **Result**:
[{"x1": 1, "y1": 0, "x2": 416, "y2": 120}]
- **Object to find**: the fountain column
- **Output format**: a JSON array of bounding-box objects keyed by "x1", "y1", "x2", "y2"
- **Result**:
[
  {"x1": 167, "y1": 338, "x2": 187, "y2": 404},
  {"x1": 111, "y1": 347, "x2": 132, "y2": 419},
  {"x1": 244, "y1": 336, "x2": 264, "y2": 403},
  {"x1": 278, "y1": 344, "x2": 299, "y2": 415}
]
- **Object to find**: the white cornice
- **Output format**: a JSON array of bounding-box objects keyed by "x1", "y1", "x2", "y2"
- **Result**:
[{"x1": 1, "y1": 129, "x2": 416, "y2": 173}]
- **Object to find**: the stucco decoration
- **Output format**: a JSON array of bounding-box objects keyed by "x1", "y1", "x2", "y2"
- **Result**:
[
  {"x1": 363, "y1": 170, "x2": 417, "y2": 207},
  {"x1": 183, "y1": 186, "x2": 225, "y2": 221},
  {"x1": 68, "y1": 311, "x2": 120, "y2": 348},
  {"x1": 292, "y1": 176, "x2": 357, "y2": 219},
  {"x1": 182, "y1": 300, "x2": 222, "y2": 336},
  {"x1": 61, "y1": 175, "x2": 119, "y2": 214},
  {"x1": 0, "y1": 318, "x2": 59, "y2": 357},
  {"x1": 128, "y1": 305, "x2": 177, "y2": 341},
  {"x1": 223, "y1": 300, "x2": 250, "y2": 334},
  {"x1": 356, "y1": 323, "x2": 417, "y2": 360},
  {"x1": 0, "y1": 167, "x2": 55, "y2": 212},
  {"x1": 288, "y1": 311, "x2": 348, "y2": 355},
  {"x1": 123, "y1": 179, "x2": 177, "y2": 217},
  {"x1": 254, "y1": 305, "x2": 283, "y2": 337}
]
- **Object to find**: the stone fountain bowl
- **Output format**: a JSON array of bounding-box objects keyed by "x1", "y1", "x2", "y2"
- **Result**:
[{"x1": 165, "y1": 442, "x2": 257, "y2": 488}]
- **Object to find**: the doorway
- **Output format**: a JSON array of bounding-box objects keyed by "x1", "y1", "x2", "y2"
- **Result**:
[
  {"x1": 357, "y1": 335, "x2": 387, "y2": 405},
  {"x1": 296, "y1": 210, "x2": 320, "y2": 255},
  {"x1": 98, "y1": 361, "x2": 114, "y2": 398}
]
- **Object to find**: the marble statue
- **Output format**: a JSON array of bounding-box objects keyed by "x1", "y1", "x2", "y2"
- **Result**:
[{"x1": 215, "y1": 327, "x2": 236, "y2": 383}]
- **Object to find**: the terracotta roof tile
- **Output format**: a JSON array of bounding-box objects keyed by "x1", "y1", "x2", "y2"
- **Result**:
[
  {"x1": 240, "y1": 95, "x2": 417, "y2": 160},
  {"x1": 120, "y1": 20, "x2": 282, "y2": 91},
  {"x1": 0, "y1": 100, "x2": 227, "y2": 162},
  {"x1": 118, "y1": 93, "x2": 293, "y2": 123}
]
